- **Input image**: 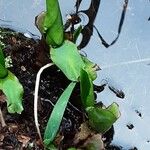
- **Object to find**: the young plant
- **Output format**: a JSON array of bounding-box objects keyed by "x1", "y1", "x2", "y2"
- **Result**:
[
  {"x1": 35, "y1": 0, "x2": 120, "y2": 148},
  {"x1": 0, "y1": 45, "x2": 24, "y2": 114}
]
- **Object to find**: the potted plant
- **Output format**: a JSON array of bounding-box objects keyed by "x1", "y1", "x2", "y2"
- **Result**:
[{"x1": 0, "y1": 0, "x2": 128, "y2": 149}]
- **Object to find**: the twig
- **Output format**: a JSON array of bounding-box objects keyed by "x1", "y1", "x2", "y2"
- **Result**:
[
  {"x1": 34, "y1": 63, "x2": 54, "y2": 144},
  {"x1": 68, "y1": 102, "x2": 83, "y2": 114}
]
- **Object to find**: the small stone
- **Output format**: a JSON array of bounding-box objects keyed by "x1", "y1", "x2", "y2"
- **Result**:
[
  {"x1": 21, "y1": 66, "x2": 26, "y2": 71},
  {"x1": 0, "y1": 134, "x2": 4, "y2": 141}
]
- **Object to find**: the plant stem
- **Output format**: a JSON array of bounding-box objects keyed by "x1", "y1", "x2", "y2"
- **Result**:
[{"x1": 34, "y1": 63, "x2": 54, "y2": 144}]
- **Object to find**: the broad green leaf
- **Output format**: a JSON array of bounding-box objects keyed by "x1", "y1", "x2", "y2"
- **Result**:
[
  {"x1": 50, "y1": 40, "x2": 85, "y2": 81},
  {"x1": 43, "y1": 0, "x2": 64, "y2": 46},
  {"x1": 44, "y1": 82, "x2": 76, "y2": 146},
  {"x1": 82, "y1": 56, "x2": 100, "y2": 81},
  {"x1": 0, "y1": 71, "x2": 24, "y2": 114},
  {"x1": 86, "y1": 103, "x2": 120, "y2": 133},
  {"x1": 80, "y1": 68, "x2": 95, "y2": 108}
]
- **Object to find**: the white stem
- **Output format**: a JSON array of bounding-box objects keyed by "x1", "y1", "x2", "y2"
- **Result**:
[
  {"x1": 34, "y1": 63, "x2": 53, "y2": 143},
  {"x1": 101, "y1": 58, "x2": 150, "y2": 69}
]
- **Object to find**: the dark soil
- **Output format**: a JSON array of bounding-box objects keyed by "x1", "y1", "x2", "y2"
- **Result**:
[{"x1": 0, "y1": 27, "x2": 116, "y2": 150}]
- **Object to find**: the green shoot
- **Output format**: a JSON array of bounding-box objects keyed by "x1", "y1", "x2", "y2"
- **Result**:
[
  {"x1": 43, "y1": 0, "x2": 64, "y2": 46},
  {"x1": 44, "y1": 82, "x2": 76, "y2": 147},
  {"x1": 0, "y1": 46, "x2": 24, "y2": 114},
  {"x1": 34, "y1": 0, "x2": 121, "y2": 148}
]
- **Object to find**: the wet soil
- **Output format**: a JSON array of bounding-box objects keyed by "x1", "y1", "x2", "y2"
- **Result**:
[{"x1": 0, "y1": 27, "x2": 116, "y2": 150}]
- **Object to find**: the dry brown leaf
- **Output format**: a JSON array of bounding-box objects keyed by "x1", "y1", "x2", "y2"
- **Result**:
[
  {"x1": 17, "y1": 135, "x2": 30, "y2": 147},
  {"x1": 73, "y1": 122, "x2": 104, "y2": 150},
  {"x1": 82, "y1": 134, "x2": 105, "y2": 150},
  {"x1": 54, "y1": 134, "x2": 64, "y2": 146},
  {"x1": 73, "y1": 122, "x2": 93, "y2": 145}
]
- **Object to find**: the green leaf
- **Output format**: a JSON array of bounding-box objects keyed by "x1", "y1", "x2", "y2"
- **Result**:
[
  {"x1": 0, "y1": 47, "x2": 8, "y2": 78},
  {"x1": 44, "y1": 0, "x2": 60, "y2": 30},
  {"x1": 45, "y1": 16, "x2": 64, "y2": 47},
  {"x1": 107, "y1": 102, "x2": 120, "y2": 118},
  {"x1": 0, "y1": 46, "x2": 5, "y2": 67},
  {"x1": 82, "y1": 56, "x2": 100, "y2": 81},
  {"x1": 43, "y1": 0, "x2": 64, "y2": 46},
  {"x1": 44, "y1": 82, "x2": 76, "y2": 146},
  {"x1": 80, "y1": 68, "x2": 95, "y2": 108},
  {"x1": 86, "y1": 103, "x2": 120, "y2": 133},
  {"x1": 50, "y1": 40, "x2": 85, "y2": 81},
  {"x1": 0, "y1": 71, "x2": 24, "y2": 114},
  {"x1": 0, "y1": 63, "x2": 8, "y2": 78}
]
